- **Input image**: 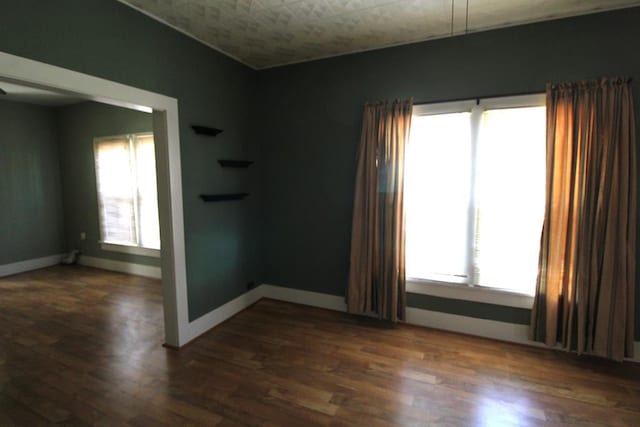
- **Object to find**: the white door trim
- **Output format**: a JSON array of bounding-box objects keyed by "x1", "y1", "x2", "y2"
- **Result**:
[{"x1": 0, "y1": 51, "x2": 188, "y2": 347}]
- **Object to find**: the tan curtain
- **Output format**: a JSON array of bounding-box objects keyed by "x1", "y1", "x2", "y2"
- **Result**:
[
  {"x1": 530, "y1": 78, "x2": 636, "y2": 361},
  {"x1": 347, "y1": 99, "x2": 413, "y2": 322}
]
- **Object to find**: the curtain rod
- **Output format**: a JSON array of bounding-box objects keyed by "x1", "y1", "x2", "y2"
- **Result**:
[
  {"x1": 416, "y1": 77, "x2": 635, "y2": 106},
  {"x1": 414, "y1": 90, "x2": 544, "y2": 106}
]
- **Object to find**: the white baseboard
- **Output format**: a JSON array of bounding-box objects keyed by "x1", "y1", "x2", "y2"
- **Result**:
[
  {"x1": 259, "y1": 284, "x2": 533, "y2": 343},
  {"x1": 256, "y1": 283, "x2": 640, "y2": 363},
  {"x1": 261, "y1": 284, "x2": 347, "y2": 312},
  {"x1": 180, "y1": 285, "x2": 341, "y2": 348},
  {"x1": 78, "y1": 255, "x2": 162, "y2": 279},
  {"x1": 405, "y1": 306, "x2": 535, "y2": 345},
  {"x1": 182, "y1": 285, "x2": 265, "y2": 345},
  {"x1": 0, "y1": 254, "x2": 64, "y2": 278},
  {"x1": 158, "y1": 281, "x2": 640, "y2": 363}
]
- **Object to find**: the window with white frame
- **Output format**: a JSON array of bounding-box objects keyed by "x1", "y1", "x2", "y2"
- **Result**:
[
  {"x1": 405, "y1": 94, "x2": 546, "y2": 295},
  {"x1": 94, "y1": 132, "x2": 161, "y2": 253}
]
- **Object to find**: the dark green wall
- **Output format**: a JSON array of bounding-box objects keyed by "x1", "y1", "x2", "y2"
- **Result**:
[
  {"x1": 3, "y1": 0, "x2": 638, "y2": 338},
  {"x1": 406, "y1": 294, "x2": 531, "y2": 325},
  {"x1": 0, "y1": 0, "x2": 260, "y2": 321},
  {"x1": 255, "y1": 8, "x2": 640, "y2": 338},
  {"x1": 0, "y1": 99, "x2": 65, "y2": 265},
  {"x1": 56, "y1": 101, "x2": 158, "y2": 267}
]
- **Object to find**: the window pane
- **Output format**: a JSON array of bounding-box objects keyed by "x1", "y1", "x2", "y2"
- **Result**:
[
  {"x1": 405, "y1": 112, "x2": 472, "y2": 281},
  {"x1": 134, "y1": 134, "x2": 160, "y2": 250},
  {"x1": 474, "y1": 106, "x2": 546, "y2": 294},
  {"x1": 94, "y1": 139, "x2": 137, "y2": 245}
]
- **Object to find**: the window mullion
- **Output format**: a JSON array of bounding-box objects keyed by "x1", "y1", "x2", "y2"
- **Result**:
[{"x1": 467, "y1": 105, "x2": 482, "y2": 287}]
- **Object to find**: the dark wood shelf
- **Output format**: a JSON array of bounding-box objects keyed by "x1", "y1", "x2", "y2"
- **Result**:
[
  {"x1": 218, "y1": 160, "x2": 253, "y2": 168},
  {"x1": 191, "y1": 125, "x2": 223, "y2": 137},
  {"x1": 199, "y1": 193, "x2": 248, "y2": 202}
]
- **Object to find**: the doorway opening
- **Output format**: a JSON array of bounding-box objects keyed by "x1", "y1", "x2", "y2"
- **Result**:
[{"x1": 0, "y1": 51, "x2": 189, "y2": 347}]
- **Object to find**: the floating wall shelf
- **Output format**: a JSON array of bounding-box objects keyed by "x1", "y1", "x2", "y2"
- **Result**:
[
  {"x1": 191, "y1": 125, "x2": 223, "y2": 137},
  {"x1": 218, "y1": 160, "x2": 253, "y2": 168},
  {"x1": 200, "y1": 193, "x2": 249, "y2": 202}
]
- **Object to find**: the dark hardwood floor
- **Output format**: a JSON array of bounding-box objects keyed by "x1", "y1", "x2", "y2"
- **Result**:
[{"x1": 1, "y1": 265, "x2": 639, "y2": 426}]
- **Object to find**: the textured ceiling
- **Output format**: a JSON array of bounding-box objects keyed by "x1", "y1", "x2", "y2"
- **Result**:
[{"x1": 118, "y1": 0, "x2": 640, "y2": 69}]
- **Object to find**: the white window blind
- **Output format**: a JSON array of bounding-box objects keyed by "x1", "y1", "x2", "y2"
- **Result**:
[
  {"x1": 406, "y1": 95, "x2": 545, "y2": 295},
  {"x1": 94, "y1": 133, "x2": 160, "y2": 250}
]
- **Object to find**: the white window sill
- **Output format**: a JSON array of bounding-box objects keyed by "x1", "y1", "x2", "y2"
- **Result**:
[
  {"x1": 100, "y1": 242, "x2": 161, "y2": 258},
  {"x1": 407, "y1": 278, "x2": 534, "y2": 309}
]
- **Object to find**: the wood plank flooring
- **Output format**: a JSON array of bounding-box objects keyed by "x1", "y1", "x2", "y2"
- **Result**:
[{"x1": 1, "y1": 265, "x2": 639, "y2": 426}]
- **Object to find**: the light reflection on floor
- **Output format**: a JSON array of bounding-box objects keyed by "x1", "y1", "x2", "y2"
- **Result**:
[
  {"x1": 393, "y1": 358, "x2": 548, "y2": 426},
  {"x1": 475, "y1": 394, "x2": 546, "y2": 426}
]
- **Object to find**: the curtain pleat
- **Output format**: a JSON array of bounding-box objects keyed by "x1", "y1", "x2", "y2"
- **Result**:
[
  {"x1": 347, "y1": 99, "x2": 412, "y2": 322},
  {"x1": 530, "y1": 78, "x2": 636, "y2": 361}
]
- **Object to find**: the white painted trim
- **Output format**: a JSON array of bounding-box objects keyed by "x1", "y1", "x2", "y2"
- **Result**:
[
  {"x1": 259, "y1": 284, "x2": 536, "y2": 343},
  {"x1": 479, "y1": 93, "x2": 545, "y2": 109},
  {"x1": 153, "y1": 108, "x2": 188, "y2": 347},
  {"x1": 166, "y1": 281, "x2": 640, "y2": 363},
  {"x1": 407, "y1": 280, "x2": 534, "y2": 309},
  {"x1": 182, "y1": 285, "x2": 266, "y2": 345},
  {"x1": 100, "y1": 242, "x2": 161, "y2": 258},
  {"x1": 406, "y1": 308, "x2": 640, "y2": 363},
  {"x1": 252, "y1": 284, "x2": 533, "y2": 342},
  {"x1": 0, "y1": 254, "x2": 64, "y2": 278},
  {"x1": 178, "y1": 285, "x2": 344, "y2": 348},
  {"x1": 0, "y1": 51, "x2": 188, "y2": 347},
  {"x1": 413, "y1": 100, "x2": 475, "y2": 115},
  {"x1": 255, "y1": 284, "x2": 640, "y2": 363},
  {"x1": 179, "y1": 285, "x2": 344, "y2": 347},
  {"x1": 405, "y1": 306, "x2": 533, "y2": 345},
  {"x1": 78, "y1": 255, "x2": 161, "y2": 279},
  {"x1": 261, "y1": 285, "x2": 347, "y2": 312}
]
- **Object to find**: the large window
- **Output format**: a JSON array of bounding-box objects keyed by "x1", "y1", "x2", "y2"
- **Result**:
[
  {"x1": 405, "y1": 95, "x2": 546, "y2": 295},
  {"x1": 94, "y1": 132, "x2": 160, "y2": 254}
]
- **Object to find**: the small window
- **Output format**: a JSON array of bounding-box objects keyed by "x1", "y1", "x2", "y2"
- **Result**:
[
  {"x1": 405, "y1": 95, "x2": 546, "y2": 295},
  {"x1": 94, "y1": 133, "x2": 160, "y2": 252}
]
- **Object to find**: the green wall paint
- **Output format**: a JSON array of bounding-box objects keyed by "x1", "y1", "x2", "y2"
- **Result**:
[
  {"x1": 56, "y1": 101, "x2": 159, "y2": 267},
  {"x1": 254, "y1": 8, "x2": 640, "y2": 338},
  {"x1": 2, "y1": 1, "x2": 638, "y2": 338},
  {"x1": 406, "y1": 294, "x2": 531, "y2": 325},
  {"x1": 0, "y1": 99, "x2": 65, "y2": 265},
  {"x1": 0, "y1": 0, "x2": 260, "y2": 321}
]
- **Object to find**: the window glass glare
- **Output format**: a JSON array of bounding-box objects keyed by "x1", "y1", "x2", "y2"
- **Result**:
[
  {"x1": 474, "y1": 107, "x2": 546, "y2": 294},
  {"x1": 94, "y1": 133, "x2": 160, "y2": 251},
  {"x1": 134, "y1": 135, "x2": 160, "y2": 250},
  {"x1": 94, "y1": 139, "x2": 137, "y2": 245},
  {"x1": 405, "y1": 112, "x2": 472, "y2": 281}
]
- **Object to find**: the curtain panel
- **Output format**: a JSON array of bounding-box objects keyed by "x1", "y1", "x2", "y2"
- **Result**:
[
  {"x1": 347, "y1": 99, "x2": 413, "y2": 322},
  {"x1": 530, "y1": 78, "x2": 636, "y2": 361}
]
